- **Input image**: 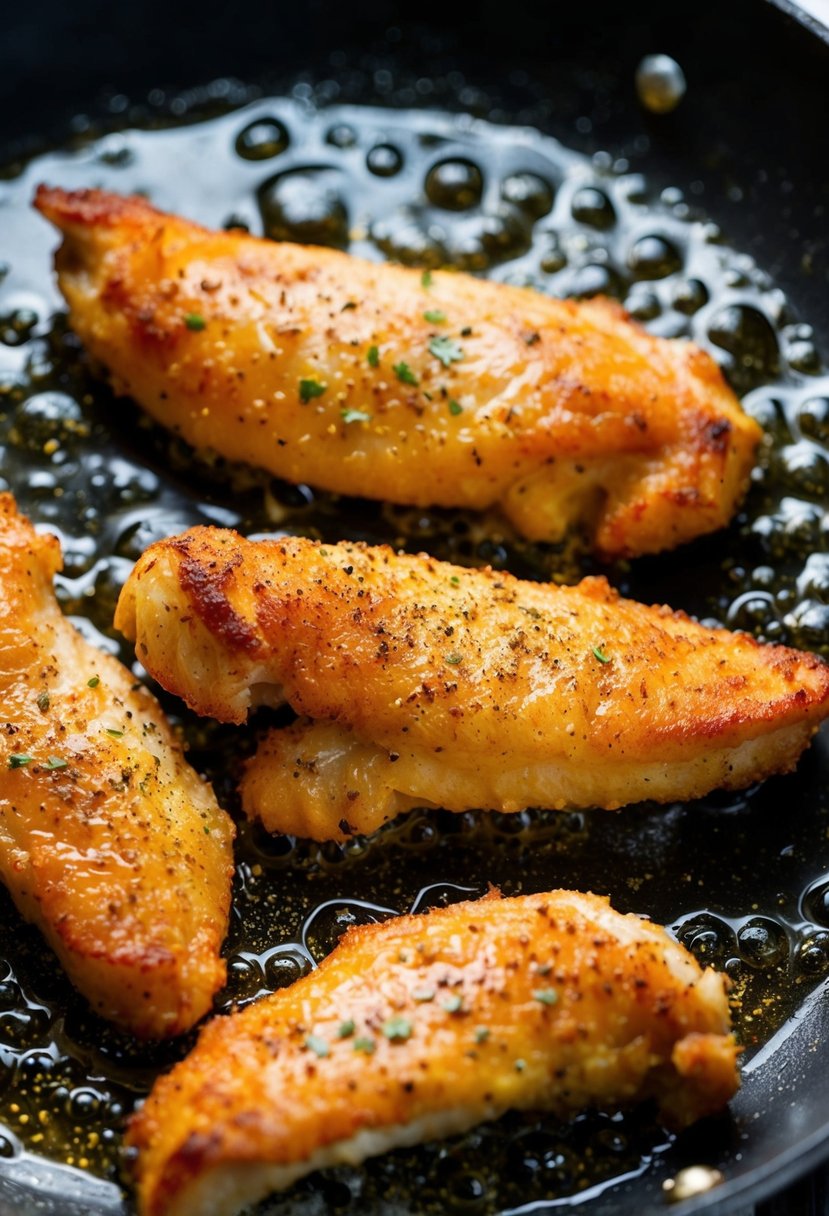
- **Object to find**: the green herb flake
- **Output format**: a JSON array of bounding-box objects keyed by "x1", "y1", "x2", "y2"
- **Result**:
[
  {"x1": 203, "y1": 826, "x2": 211, "y2": 835},
  {"x1": 412, "y1": 988, "x2": 435, "y2": 1003},
  {"x1": 367, "y1": 344, "x2": 380, "y2": 368},
  {"x1": 381, "y1": 1016, "x2": 413, "y2": 1042},
  {"x1": 449, "y1": 575, "x2": 460, "y2": 587},
  {"x1": 441, "y1": 994, "x2": 464, "y2": 1014},
  {"x1": 8, "y1": 754, "x2": 33, "y2": 769},
  {"x1": 305, "y1": 1034, "x2": 330, "y2": 1058},
  {"x1": 429, "y1": 336, "x2": 464, "y2": 368},
  {"x1": 299, "y1": 378, "x2": 326, "y2": 404},
  {"x1": 105, "y1": 728, "x2": 124, "y2": 738},
  {"x1": 87, "y1": 676, "x2": 100, "y2": 688},
  {"x1": 341, "y1": 408, "x2": 372, "y2": 424},
  {"x1": 423, "y1": 309, "x2": 447, "y2": 324},
  {"x1": 36, "y1": 692, "x2": 50, "y2": 712},
  {"x1": 592, "y1": 645, "x2": 611, "y2": 664},
  {"x1": 532, "y1": 987, "x2": 559, "y2": 1007},
  {"x1": 448, "y1": 399, "x2": 463, "y2": 417},
  {"x1": 338, "y1": 1019, "x2": 356, "y2": 1038},
  {"x1": 393, "y1": 361, "x2": 419, "y2": 386},
  {"x1": 353, "y1": 1035, "x2": 376, "y2": 1055},
  {"x1": 474, "y1": 1026, "x2": 490, "y2": 1043},
  {"x1": 421, "y1": 269, "x2": 433, "y2": 288},
  {"x1": 184, "y1": 313, "x2": 206, "y2": 331},
  {"x1": 515, "y1": 1058, "x2": 527, "y2": 1072},
  {"x1": 46, "y1": 756, "x2": 68, "y2": 771},
  {"x1": 445, "y1": 653, "x2": 463, "y2": 666}
]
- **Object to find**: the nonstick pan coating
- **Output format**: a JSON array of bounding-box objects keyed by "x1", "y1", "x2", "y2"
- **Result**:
[{"x1": 1, "y1": 1, "x2": 828, "y2": 1213}]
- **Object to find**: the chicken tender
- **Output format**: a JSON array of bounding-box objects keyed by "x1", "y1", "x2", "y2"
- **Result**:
[
  {"x1": 35, "y1": 185, "x2": 761, "y2": 559},
  {"x1": 114, "y1": 529, "x2": 829, "y2": 839},
  {"x1": 126, "y1": 889, "x2": 740, "y2": 1216},
  {"x1": 0, "y1": 495, "x2": 234, "y2": 1037}
]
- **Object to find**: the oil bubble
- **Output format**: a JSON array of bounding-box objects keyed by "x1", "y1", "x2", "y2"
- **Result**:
[
  {"x1": 786, "y1": 601, "x2": 829, "y2": 648},
  {"x1": 627, "y1": 234, "x2": 681, "y2": 280},
  {"x1": 567, "y1": 263, "x2": 624, "y2": 300},
  {"x1": 635, "y1": 54, "x2": 687, "y2": 114},
  {"x1": 367, "y1": 143, "x2": 403, "y2": 177},
  {"x1": 675, "y1": 914, "x2": 735, "y2": 964},
  {"x1": 258, "y1": 167, "x2": 350, "y2": 248},
  {"x1": 625, "y1": 288, "x2": 661, "y2": 321},
  {"x1": 777, "y1": 442, "x2": 829, "y2": 497},
  {"x1": 798, "y1": 932, "x2": 829, "y2": 975},
  {"x1": 707, "y1": 305, "x2": 780, "y2": 389},
  {"x1": 570, "y1": 186, "x2": 616, "y2": 230},
  {"x1": 263, "y1": 947, "x2": 311, "y2": 991},
  {"x1": 234, "y1": 118, "x2": 290, "y2": 161},
  {"x1": 736, "y1": 918, "x2": 788, "y2": 969},
  {"x1": 671, "y1": 278, "x2": 709, "y2": 315},
  {"x1": 0, "y1": 308, "x2": 38, "y2": 347},
  {"x1": 500, "y1": 172, "x2": 554, "y2": 218},
  {"x1": 797, "y1": 397, "x2": 829, "y2": 444},
  {"x1": 800, "y1": 877, "x2": 829, "y2": 926},
  {"x1": 325, "y1": 123, "x2": 357, "y2": 148},
  {"x1": 425, "y1": 158, "x2": 484, "y2": 211}
]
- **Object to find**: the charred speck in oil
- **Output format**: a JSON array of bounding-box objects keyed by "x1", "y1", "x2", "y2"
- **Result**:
[{"x1": 0, "y1": 92, "x2": 827, "y2": 1212}]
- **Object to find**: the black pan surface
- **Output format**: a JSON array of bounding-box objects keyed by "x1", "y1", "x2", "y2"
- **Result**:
[{"x1": 0, "y1": 2, "x2": 828, "y2": 1213}]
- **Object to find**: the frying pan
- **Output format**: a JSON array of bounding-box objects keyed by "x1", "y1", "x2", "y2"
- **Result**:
[{"x1": 1, "y1": 0, "x2": 829, "y2": 1213}]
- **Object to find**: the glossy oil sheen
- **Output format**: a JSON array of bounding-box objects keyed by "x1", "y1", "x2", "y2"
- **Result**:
[{"x1": 0, "y1": 94, "x2": 828, "y2": 1214}]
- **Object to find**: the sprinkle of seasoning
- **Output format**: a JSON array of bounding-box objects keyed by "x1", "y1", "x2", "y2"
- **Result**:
[
  {"x1": 299, "y1": 378, "x2": 326, "y2": 403},
  {"x1": 8, "y1": 754, "x2": 32, "y2": 769},
  {"x1": 382, "y1": 1016, "x2": 413, "y2": 1041},
  {"x1": 46, "y1": 756, "x2": 68, "y2": 771},
  {"x1": 184, "y1": 313, "x2": 206, "y2": 331},
  {"x1": 393, "y1": 361, "x2": 419, "y2": 386},
  {"x1": 338, "y1": 1019, "x2": 356, "y2": 1038},
  {"x1": 353, "y1": 1036, "x2": 376, "y2": 1054},
  {"x1": 36, "y1": 692, "x2": 50, "y2": 712},
  {"x1": 421, "y1": 269, "x2": 433, "y2": 288},
  {"x1": 441, "y1": 994, "x2": 464, "y2": 1014},
  {"x1": 87, "y1": 676, "x2": 100, "y2": 688},
  {"x1": 515, "y1": 1058, "x2": 527, "y2": 1072},
  {"x1": 412, "y1": 988, "x2": 435, "y2": 1003},
  {"x1": 450, "y1": 575, "x2": 460, "y2": 587},
  {"x1": 532, "y1": 988, "x2": 559, "y2": 1006},
  {"x1": 429, "y1": 336, "x2": 464, "y2": 367},
  {"x1": 424, "y1": 309, "x2": 447, "y2": 324},
  {"x1": 445, "y1": 653, "x2": 463, "y2": 666},
  {"x1": 367, "y1": 344, "x2": 379, "y2": 368},
  {"x1": 341, "y1": 408, "x2": 372, "y2": 424},
  {"x1": 474, "y1": 1026, "x2": 490, "y2": 1043},
  {"x1": 448, "y1": 399, "x2": 463, "y2": 416},
  {"x1": 592, "y1": 645, "x2": 611, "y2": 664},
  {"x1": 305, "y1": 1034, "x2": 330, "y2": 1058},
  {"x1": 105, "y1": 728, "x2": 124, "y2": 738}
]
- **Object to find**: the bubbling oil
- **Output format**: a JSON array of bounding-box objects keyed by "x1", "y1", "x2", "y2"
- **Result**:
[{"x1": 0, "y1": 91, "x2": 828, "y2": 1213}]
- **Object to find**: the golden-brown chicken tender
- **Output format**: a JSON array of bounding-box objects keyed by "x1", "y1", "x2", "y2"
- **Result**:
[
  {"x1": 35, "y1": 186, "x2": 761, "y2": 559},
  {"x1": 114, "y1": 529, "x2": 829, "y2": 840},
  {"x1": 0, "y1": 495, "x2": 234, "y2": 1037},
  {"x1": 126, "y1": 889, "x2": 740, "y2": 1216}
]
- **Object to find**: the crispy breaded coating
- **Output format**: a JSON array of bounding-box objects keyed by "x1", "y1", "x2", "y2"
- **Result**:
[
  {"x1": 35, "y1": 186, "x2": 761, "y2": 558},
  {"x1": 127, "y1": 890, "x2": 739, "y2": 1216},
  {"x1": 0, "y1": 495, "x2": 234, "y2": 1037},
  {"x1": 114, "y1": 529, "x2": 829, "y2": 838}
]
